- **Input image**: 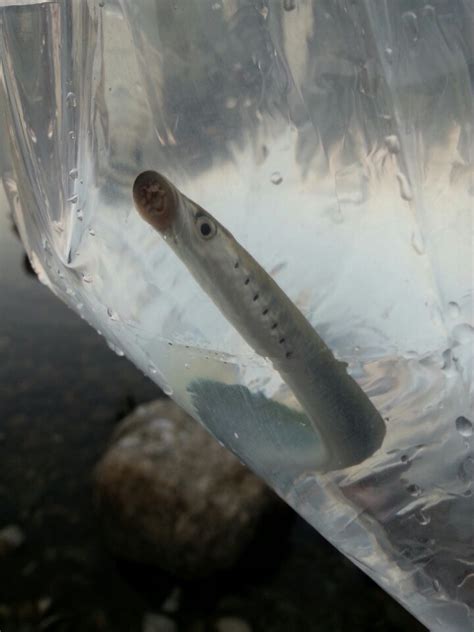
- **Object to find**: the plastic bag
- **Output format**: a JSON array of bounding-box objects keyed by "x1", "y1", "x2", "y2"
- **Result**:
[{"x1": 1, "y1": 2, "x2": 472, "y2": 629}]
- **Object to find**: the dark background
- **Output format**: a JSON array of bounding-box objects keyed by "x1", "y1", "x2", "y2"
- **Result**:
[{"x1": 0, "y1": 204, "x2": 424, "y2": 631}]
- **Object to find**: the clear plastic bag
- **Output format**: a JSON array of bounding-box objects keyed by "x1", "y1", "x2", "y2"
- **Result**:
[{"x1": 1, "y1": 2, "x2": 472, "y2": 629}]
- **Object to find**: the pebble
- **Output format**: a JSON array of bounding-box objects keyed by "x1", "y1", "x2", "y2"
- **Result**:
[
  {"x1": 215, "y1": 616, "x2": 253, "y2": 632},
  {"x1": 0, "y1": 524, "x2": 25, "y2": 556},
  {"x1": 142, "y1": 612, "x2": 177, "y2": 632},
  {"x1": 161, "y1": 587, "x2": 181, "y2": 614}
]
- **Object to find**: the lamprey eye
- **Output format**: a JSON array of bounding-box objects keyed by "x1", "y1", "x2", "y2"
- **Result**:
[{"x1": 195, "y1": 214, "x2": 217, "y2": 239}]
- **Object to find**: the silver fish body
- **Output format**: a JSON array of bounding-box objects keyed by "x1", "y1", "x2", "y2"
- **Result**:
[{"x1": 133, "y1": 170, "x2": 386, "y2": 471}]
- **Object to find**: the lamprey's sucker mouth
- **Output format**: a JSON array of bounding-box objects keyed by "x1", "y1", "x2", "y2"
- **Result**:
[{"x1": 132, "y1": 170, "x2": 177, "y2": 232}]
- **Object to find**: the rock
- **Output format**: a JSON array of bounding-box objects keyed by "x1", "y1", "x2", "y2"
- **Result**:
[
  {"x1": 0, "y1": 524, "x2": 25, "y2": 556},
  {"x1": 142, "y1": 613, "x2": 177, "y2": 632},
  {"x1": 94, "y1": 399, "x2": 276, "y2": 578},
  {"x1": 215, "y1": 617, "x2": 252, "y2": 632},
  {"x1": 161, "y1": 587, "x2": 181, "y2": 614},
  {"x1": 37, "y1": 596, "x2": 52, "y2": 615}
]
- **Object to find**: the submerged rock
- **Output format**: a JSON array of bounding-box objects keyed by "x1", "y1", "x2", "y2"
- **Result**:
[{"x1": 94, "y1": 399, "x2": 275, "y2": 578}]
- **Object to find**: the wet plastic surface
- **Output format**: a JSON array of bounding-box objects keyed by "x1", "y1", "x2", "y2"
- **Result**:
[{"x1": 1, "y1": 2, "x2": 472, "y2": 630}]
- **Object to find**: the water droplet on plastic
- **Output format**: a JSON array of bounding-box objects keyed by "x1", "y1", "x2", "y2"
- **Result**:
[
  {"x1": 416, "y1": 511, "x2": 431, "y2": 526},
  {"x1": 28, "y1": 127, "x2": 37, "y2": 143},
  {"x1": 225, "y1": 97, "x2": 237, "y2": 109},
  {"x1": 52, "y1": 220, "x2": 64, "y2": 234},
  {"x1": 401, "y1": 454, "x2": 409, "y2": 463},
  {"x1": 447, "y1": 301, "x2": 460, "y2": 320},
  {"x1": 283, "y1": 0, "x2": 296, "y2": 11},
  {"x1": 81, "y1": 272, "x2": 93, "y2": 284},
  {"x1": 28, "y1": 261, "x2": 44, "y2": 287},
  {"x1": 433, "y1": 579, "x2": 440, "y2": 592},
  {"x1": 69, "y1": 168, "x2": 78, "y2": 179},
  {"x1": 234, "y1": 432, "x2": 240, "y2": 439},
  {"x1": 47, "y1": 120, "x2": 54, "y2": 139},
  {"x1": 441, "y1": 349, "x2": 455, "y2": 373},
  {"x1": 456, "y1": 416, "x2": 473, "y2": 438},
  {"x1": 411, "y1": 230, "x2": 425, "y2": 255},
  {"x1": 67, "y1": 193, "x2": 78, "y2": 204},
  {"x1": 407, "y1": 483, "x2": 422, "y2": 497},
  {"x1": 384, "y1": 135, "x2": 400, "y2": 153},
  {"x1": 88, "y1": 228, "x2": 96, "y2": 237},
  {"x1": 257, "y1": 145, "x2": 269, "y2": 164},
  {"x1": 423, "y1": 4, "x2": 436, "y2": 17},
  {"x1": 68, "y1": 130, "x2": 76, "y2": 142},
  {"x1": 271, "y1": 171, "x2": 283, "y2": 185},
  {"x1": 147, "y1": 364, "x2": 172, "y2": 396},
  {"x1": 106, "y1": 307, "x2": 119, "y2": 322},
  {"x1": 76, "y1": 209, "x2": 84, "y2": 221},
  {"x1": 397, "y1": 172, "x2": 413, "y2": 201},
  {"x1": 66, "y1": 288, "x2": 75, "y2": 297},
  {"x1": 66, "y1": 92, "x2": 77, "y2": 108},
  {"x1": 384, "y1": 47, "x2": 393, "y2": 63},
  {"x1": 458, "y1": 456, "x2": 474, "y2": 482},
  {"x1": 402, "y1": 11, "x2": 419, "y2": 42},
  {"x1": 107, "y1": 341, "x2": 124, "y2": 357},
  {"x1": 184, "y1": 363, "x2": 190, "y2": 369},
  {"x1": 98, "y1": 0, "x2": 105, "y2": 6}
]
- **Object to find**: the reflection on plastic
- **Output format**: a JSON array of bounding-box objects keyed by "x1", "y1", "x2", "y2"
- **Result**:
[{"x1": 1, "y1": 1, "x2": 473, "y2": 630}]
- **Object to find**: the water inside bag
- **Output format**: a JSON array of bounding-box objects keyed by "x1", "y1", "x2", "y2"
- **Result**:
[{"x1": 0, "y1": 1, "x2": 472, "y2": 630}]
